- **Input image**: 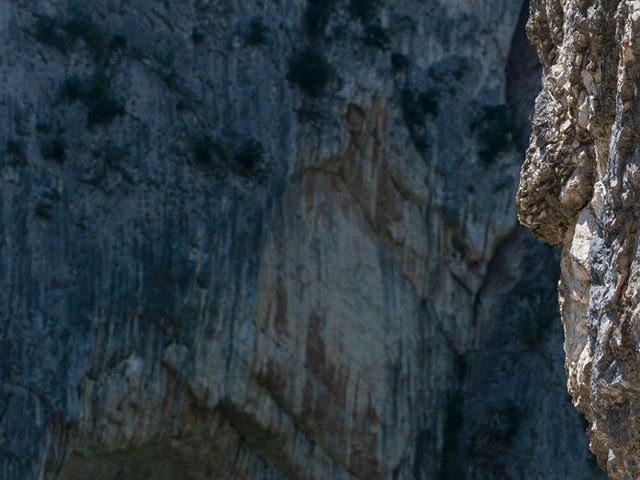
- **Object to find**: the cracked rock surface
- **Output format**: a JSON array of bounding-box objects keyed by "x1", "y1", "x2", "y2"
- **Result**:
[
  {"x1": 518, "y1": 0, "x2": 640, "y2": 478},
  {"x1": 1, "y1": 0, "x2": 602, "y2": 478}
]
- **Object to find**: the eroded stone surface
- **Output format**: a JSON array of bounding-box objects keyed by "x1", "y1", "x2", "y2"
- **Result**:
[
  {"x1": 517, "y1": 0, "x2": 640, "y2": 478},
  {"x1": 0, "y1": 0, "x2": 602, "y2": 479}
]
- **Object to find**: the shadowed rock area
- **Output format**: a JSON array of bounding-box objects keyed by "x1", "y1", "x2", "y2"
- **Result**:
[{"x1": 1, "y1": 1, "x2": 603, "y2": 479}]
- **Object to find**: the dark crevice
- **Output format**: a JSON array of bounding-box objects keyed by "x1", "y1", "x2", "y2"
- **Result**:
[{"x1": 506, "y1": 0, "x2": 542, "y2": 153}]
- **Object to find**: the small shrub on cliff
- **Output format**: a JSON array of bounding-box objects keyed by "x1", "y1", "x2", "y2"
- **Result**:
[
  {"x1": 401, "y1": 88, "x2": 438, "y2": 127},
  {"x1": 472, "y1": 105, "x2": 513, "y2": 164},
  {"x1": 363, "y1": 24, "x2": 389, "y2": 50},
  {"x1": 247, "y1": 17, "x2": 269, "y2": 46},
  {"x1": 400, "y1": 88, "x2": 439, "y2": 153},
  {"x1": 40, "y1": 135, "x2": 66, "y2": 163},
  {"x1": 191, "y1": 28, "x2": 205, "y2": 45},
  {"x1": 64, "y1": 12, "x2": 106, "y2": 56},
  {"x1": 34, "y1": 16, "x2": 71, "y2": 53},
  {"x1": 109, "y1": 34, "x2": 128, "y2": 51},
  {"x1": 304, "y1": 0, "x2": 334, "y2": 38},
  {"x1": 62, "y1": 71, "x2": 125, "y2": 127},
  {"x1": 349, "y1": 0, "x2": 381, "y2": 22},
  {"x1": 287, "y1": 47, "x2": 331, "y2": 97},
  {"x1": 235, "y1": 139, "x2": 264, "y2": 171},
  {"x1": 190, "y1": 134, "x2": 226, "y2": 166},
  {"x1": 391, "y1": 52, "x2": 409, "y2": 73},
  {"x1": 5, "y1": 139, "x2": 26, "y2": 165}
]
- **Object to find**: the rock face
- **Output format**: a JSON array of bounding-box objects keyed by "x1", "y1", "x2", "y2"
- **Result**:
[
  {"x1": 518, "y1": 0, "x2": 640, "y2": 478},
  {"x1": 0, "y1": 0, "x2": 602, "y2": 479}
]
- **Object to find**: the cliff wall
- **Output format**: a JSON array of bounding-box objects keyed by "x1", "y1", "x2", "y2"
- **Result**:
[
  {"x1": 518, "y1": 0, "x2": 640, "y2": 478},
  {"x1": 1, "y1": 1, "x2": 601, "y2": 478}
]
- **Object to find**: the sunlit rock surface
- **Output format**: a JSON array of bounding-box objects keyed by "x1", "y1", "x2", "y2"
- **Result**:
[{"x1": 518, "y1": 0, "x2": 640, "y2": 478}]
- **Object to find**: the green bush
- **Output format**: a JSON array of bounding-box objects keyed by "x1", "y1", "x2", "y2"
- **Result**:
[
  {"x1": 304, "y1": 0, "x2": 334, "y2": 38},
  {"x1": 61, "y1": 75, "x2": 84, "y2": 100},
  {"x1": 401, "y1": 88, "x2": 439, "y2": 153},
  {"x1": 235, "y1": 140, "x2": 264, "y2": 171},
  {"x1": 391, "y1": 52, "x2": 409, "y2": 73},
  {"x1": 5, "y1": 139, "x2": 26, "y2": 165},
  {"x1": 109, "y1": 34, "x2": 128, "y2": 50},
  {"x1": 34, "y1": 189, "x2": 60, "y2": 220},
  {"x1": 61, "y1": 71, "x2": 125, "y2": 127},
  {"x1": 34, "y1": 12, "x2": 122, "y2": 60},
  {"x1": 418, "y1": 89, "x2": 439, "y2": 117},
  {"x1": 190, "y1": 134, "x2": 226, "y2": 165},
  {"x1": 247, "y1": 17, "x2": 269, "y2": 46},
  {"x1": 401, "y1": 88, "x2": 438, "y2": 128},
  {"x1": 349, "y1": 0, "x2": 381, "y2": 22},
  {"x1": 191, "y1": 28, "x2": 205, "y2": 45},
  {"x1": 287, "y1": 47, "x2": 331, "y2": 97},
  {"x1": 472, "y1": 105, "x2": 513, "y2": 164},
  {"x1": 34, "y1": 16, "x2": 70, "y2": 53},
  {"x1": 34, "y1": 202, "x2": 53, "y2": 220},
  {"x1": 40, "y1": 135, "x2": 66, "y2": 163},
  {"x1": 87, "y1": 95, "x2": 126, "y2": 127},
  {"x1": 363, "y1": 24, "x2": 389, "y2": 50},
  {"x1": 64, "y1": 12, "x2": 105, "y2": 56}
]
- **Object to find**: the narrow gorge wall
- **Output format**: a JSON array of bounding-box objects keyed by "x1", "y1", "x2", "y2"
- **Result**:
[
  {"x1": 0, "y1": 1, "x2": 602, "y2": 479},
  {"x1": 518, "y1": 0, "x2": 640, "y2": 479}
]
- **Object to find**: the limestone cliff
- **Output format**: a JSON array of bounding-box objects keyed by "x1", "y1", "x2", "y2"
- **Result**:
[
  {"x1": 518, "y1": 0, "x2": 640, "y2": 478},
  {"x1": 1, "y1": 0, "x2": 601, "y2": 479}
]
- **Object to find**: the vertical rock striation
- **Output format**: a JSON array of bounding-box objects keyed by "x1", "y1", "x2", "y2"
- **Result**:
[
  {"x1": 0, "y1": 0, "x2": 602, "y2": 478},
  {"x1": 518, "y1": 0, "x2": 640, "y2": 478}
]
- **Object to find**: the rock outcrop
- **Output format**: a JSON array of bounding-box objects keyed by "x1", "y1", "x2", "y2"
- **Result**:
[
  {"x1": 1, "y1": 0, "x2": 602, "y2": 479},
  {"x1": 517, "y1": 0, "x2": 640, "y2": 478}
]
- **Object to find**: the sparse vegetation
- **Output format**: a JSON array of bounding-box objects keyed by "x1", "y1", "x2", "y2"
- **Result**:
[
  {"x1": 34, "y1": 189, "x2": 61, "y2": 221},
  {"x1": 34, "y1": 202, "x2": 53, "y2": 220},
  {"x1": 304, "y1": 0, "x2": 334, "y2": 38},
  {"x1": 191, "y1": 28, "x2": 205, "y2": 45},
  {"x1": 34, "y1": 12, "x2": 125, "y2": 61},
  {"x1": 5, "y1": 139, "x2": 26, "y2": 165},
  {"x1": 401, "y1": 89, "x2": 438, "y2": 128},
  {"x1": 400, "y1": 88, "x2": 439, "y2": 153},
  {"x1": 34, "y1": 16, "x2": 71, "y2": 53},
  {"x1": 189, "y1": 134, "x2": 265, "y2": 180},
  {"x1": 190, "y1": 134, "x2": 226, "y2": 166},
  {"x1": 391, "y1": 52, "x2": 409, "y2": 73},
  {"x1": 349, "y1": 0, "x2": 381, "y2": 22},
  {"x1": 363, "y1": 24, "x2": 389, "y2": 50},
  {"x1": 61, "y1": 75, "x2": 84, "y2": 100},
  {"x1": 109, "y1": 34, "x2": 128, "y2": 51},
  {"x1": 40, "y1": 135, "x2": 66, "y2": 163},
  {"x1": 287, "y1": 47, "x2": 331, "y2": 97},
  {"x1": 62, "y1": 71, "x2": 125, "y2": 127},
  {"x1": 235, "y1": 139, "x2": 263, "y2": 171},
  {"x1": 472, "y1": 105, "x2": 513, "y2": 164},
  {"x1": 247, "y1": 17, "x2": 269, "y2": 46},
  {"x1": 64, "y1": 12, "x2": 106, "y2": 57}
]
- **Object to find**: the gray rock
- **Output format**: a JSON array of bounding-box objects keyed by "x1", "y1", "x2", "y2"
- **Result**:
[
  {"x1": 518, "y1": 0, "x2": 640, "y2": 478},
  {"x1": 0, "y1": 0, "x2": 602, "y2": 478}
]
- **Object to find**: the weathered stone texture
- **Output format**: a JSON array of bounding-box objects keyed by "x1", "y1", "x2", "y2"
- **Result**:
[
  {"x1": 1, "y1": 0, "x2": 601, "y2": 479},
  {"x1": 518, "y1": 0, "x2": 640, "y2": 478}
]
